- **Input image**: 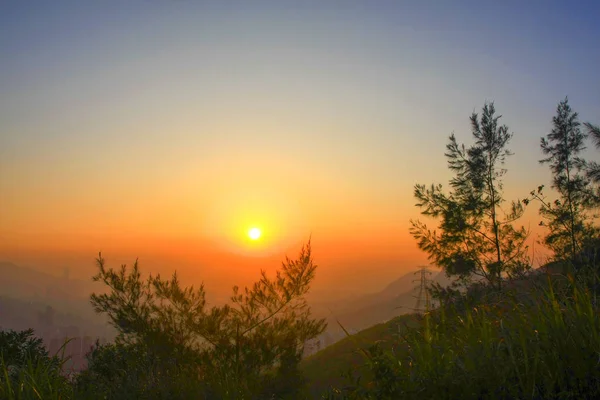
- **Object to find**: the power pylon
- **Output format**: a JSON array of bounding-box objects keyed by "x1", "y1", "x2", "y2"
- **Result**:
[{"x1": 413, "y1": 267, "x2": 432, "y2": 314}]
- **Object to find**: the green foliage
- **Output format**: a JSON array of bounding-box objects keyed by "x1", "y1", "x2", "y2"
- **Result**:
[
  {"x1": 411, "y1": 102, "x2": 530, "y2": 288},
  {"x1": 584, "y1": 121, "x2": 600, "y2": 184},
  {"x1": 535, "y1": 97, "x2": 597, "y2": 264},
  {"x1": 86, "y1": 241, "x2": 326, "y2": 399},
  {"x1": 326, "y1": 272, "x2": 600, "y2": 399},
  {"x1": 1, "y1": 329, "x2": 55, "y2": 371},
  {"x1": 0, "y1": 329, "x2": 72, "y2": 400},
  {"x1": 74, "y1": 340, "x2": 206, "y2": 400},
  {"x1": 300, "y1": 315, "x2": 419, "y2": 398}
]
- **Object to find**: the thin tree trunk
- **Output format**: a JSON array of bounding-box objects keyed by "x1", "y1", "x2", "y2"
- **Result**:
[
  {"x1": 488, "y1": 157, "x2": 502, "y2": 290},
  {"x1": 564, "y1": 134, "x2": 578, "y2": 264}
]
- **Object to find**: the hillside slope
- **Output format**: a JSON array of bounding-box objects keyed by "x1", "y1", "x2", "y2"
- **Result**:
[
  {"x1": 300, "y1": 313, "x2": 420, "y2": 398},
  {"x1": 324, "y1": 269, "x2": 452, "y2": 333}
]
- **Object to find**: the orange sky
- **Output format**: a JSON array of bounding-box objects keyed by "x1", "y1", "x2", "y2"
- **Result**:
[{"x1": 1, "y1": 2, "x2": 597, "y2": 300}]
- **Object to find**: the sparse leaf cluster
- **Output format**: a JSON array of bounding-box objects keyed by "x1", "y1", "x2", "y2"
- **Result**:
[
  {"x1": 87, "y1": 241, "x2": 325, "y2": 398},
  {"x1": 411, "y1": 103, "x2": 531, "y2": 289}
]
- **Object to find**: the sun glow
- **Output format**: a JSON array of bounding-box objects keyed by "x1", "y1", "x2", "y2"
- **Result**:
[
  {"x1": 202, "y1": 185, "x2": 310, "y2": 256},
  {"x1": 248, "y1": 227, "x2": 261, "y2": 240}
]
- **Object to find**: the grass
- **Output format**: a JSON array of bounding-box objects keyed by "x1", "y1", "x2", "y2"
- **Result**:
[
  {"x1": 1, "y1": 354, "x2": 72, "y2": 400},
  {"x1": 325, "y1": 269, "x2": 600, "y2": 399},
  {"x1": 300, "y1": 313, "x2": 420, "y2": 398}
]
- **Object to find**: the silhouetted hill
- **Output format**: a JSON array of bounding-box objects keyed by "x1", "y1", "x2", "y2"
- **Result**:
[{"x1": 324, "y1": 269, "x2": 453, "y2": 332}]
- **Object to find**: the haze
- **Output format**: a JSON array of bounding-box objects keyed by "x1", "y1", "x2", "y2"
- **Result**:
[{"x1": 1, "y1": 1, "x2": 599, "y2": 302}]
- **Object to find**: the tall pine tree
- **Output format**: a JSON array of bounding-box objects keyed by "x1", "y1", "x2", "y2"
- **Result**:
[
  {"x1": 539, "y1": 97, "x2": 593, "y2": 263},
  {"x1": 411, "y1": 102, "x2": 529, "y2": 289}
]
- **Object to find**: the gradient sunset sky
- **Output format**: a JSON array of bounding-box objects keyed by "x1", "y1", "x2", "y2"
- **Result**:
[{"x1": 1, "y1": 1, "x2": 599, "y2": 296}]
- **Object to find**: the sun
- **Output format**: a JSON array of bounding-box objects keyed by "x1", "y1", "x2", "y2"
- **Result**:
[{"x1": 248, "y1": 227, "x2": 261, "y2": 240}]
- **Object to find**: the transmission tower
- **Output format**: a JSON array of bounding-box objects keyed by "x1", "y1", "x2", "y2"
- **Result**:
[{"x1": 413, "y1": 267, "x2": 432, "y2": 314}]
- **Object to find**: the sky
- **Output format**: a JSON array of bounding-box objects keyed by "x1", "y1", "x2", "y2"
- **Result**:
[{"x1": 1, "y1": 1, "x2": 599, "y2": 297}]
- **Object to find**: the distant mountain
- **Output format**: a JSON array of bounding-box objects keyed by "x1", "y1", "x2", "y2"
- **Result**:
[
  {"x1": 318, "y1": 269, "x2": 454, "y2": 334},
  {"x1": 0, "y1": 261, "x2": 99, "y2": 299},
  {"x1": 0, "y1": 261, "x2": 107, "y2": 323},
  {"x1": 349, "y1": 268, "x2": 452, "y2": 310}
]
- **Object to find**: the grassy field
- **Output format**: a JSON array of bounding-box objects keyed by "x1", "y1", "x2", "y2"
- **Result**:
[
  {"x1": 300, "y1": 313, "x2": 420, "y2": 398},
  {"x1": 309, "y1": 266, "x2": 600, "y2": 399}
]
